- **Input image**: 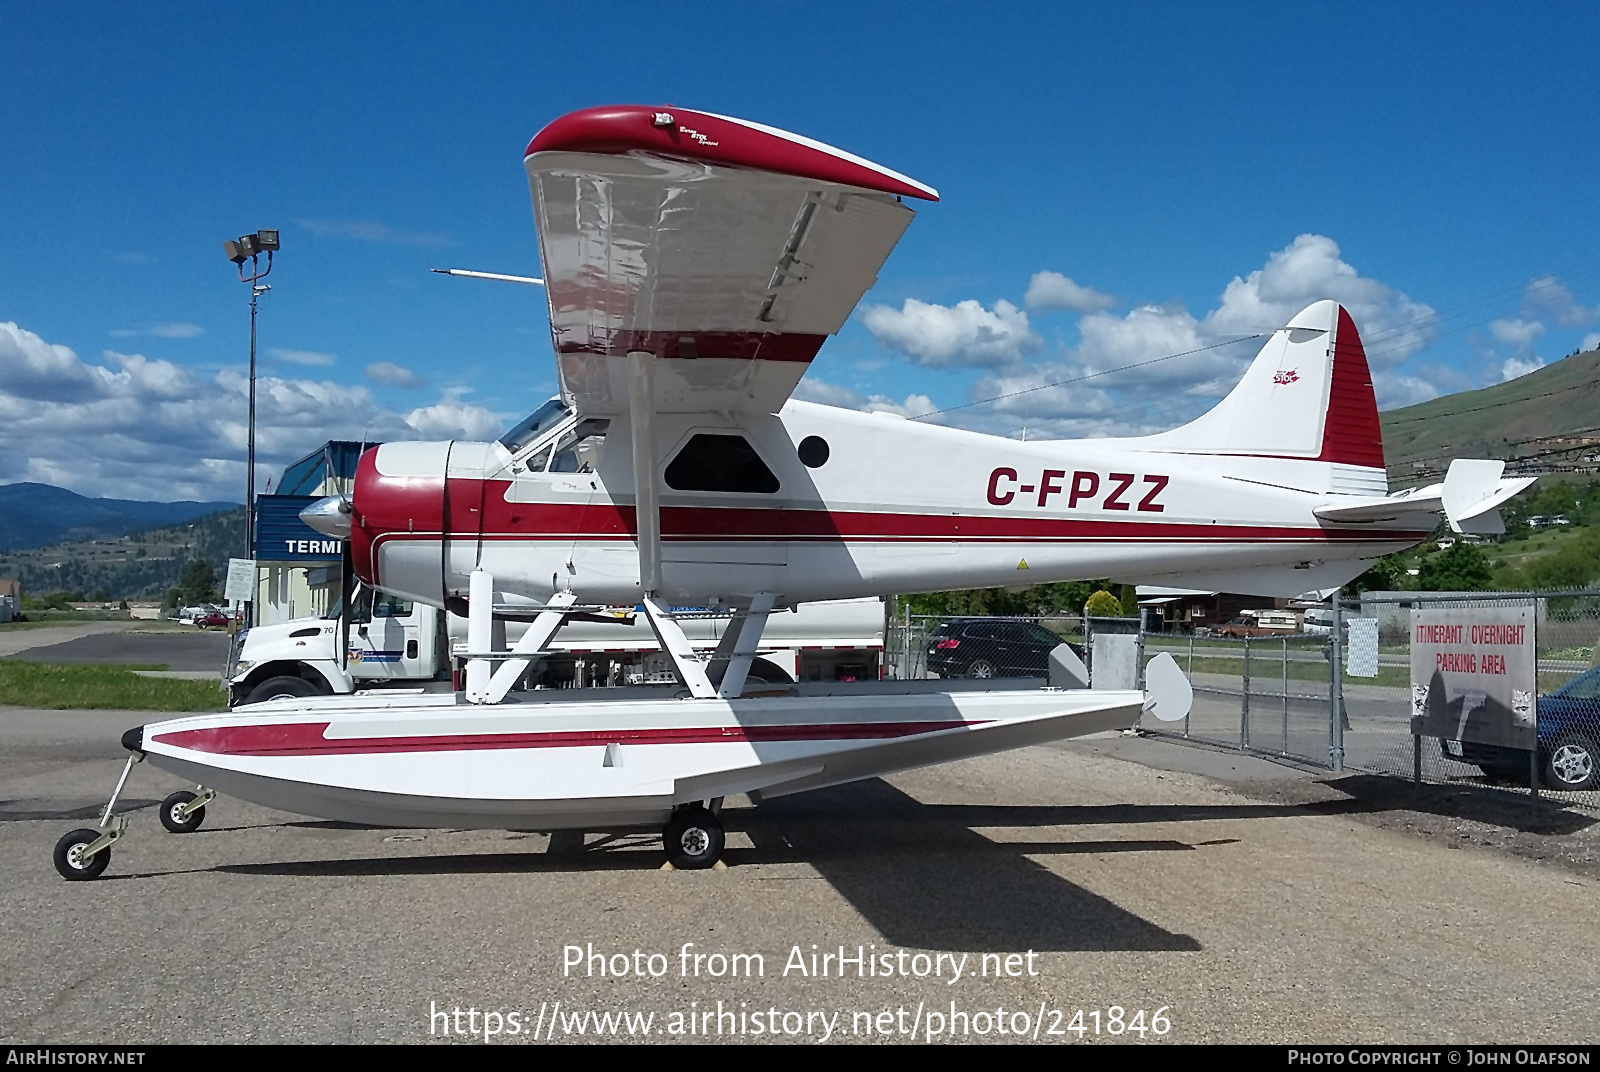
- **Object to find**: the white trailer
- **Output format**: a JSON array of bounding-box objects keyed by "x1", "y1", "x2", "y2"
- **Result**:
[{"x1": 226, "y1": 585, "x2": 885, "y2": 705}]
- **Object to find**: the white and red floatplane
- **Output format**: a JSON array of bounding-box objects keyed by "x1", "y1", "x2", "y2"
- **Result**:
[{"x1": 55, "y1": 106, "x2": 1527, "y2": 878}]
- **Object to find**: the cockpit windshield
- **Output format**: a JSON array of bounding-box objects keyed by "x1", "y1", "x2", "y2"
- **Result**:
[{"x1": 498, "y1": 397, "x2": 571, "y2": 454}]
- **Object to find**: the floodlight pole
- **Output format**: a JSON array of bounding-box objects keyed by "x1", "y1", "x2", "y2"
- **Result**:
[{"x1": 237, "y1": 249, "x2": 273, "y2": 627}]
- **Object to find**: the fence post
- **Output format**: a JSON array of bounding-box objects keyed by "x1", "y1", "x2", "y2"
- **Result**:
[
  {"x1": 1136, "y1": 608, "x2": 1147, "y2": 691},
  {"x1": 1330, "y1": 598, "x2": 1346, "y2": 772},
  {"x1": 1183, "y1": 633, "x2": 1193, "y2": 737},
  {"x1": 1240, "y1": 634, "x2": 1251, "y2": 750},
  {"x1": 1281, "y1": 635, "x2": 1290, "y2": 755}
]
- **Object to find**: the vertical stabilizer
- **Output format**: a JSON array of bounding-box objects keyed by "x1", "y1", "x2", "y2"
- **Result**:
[
  {"x1": 1136, "y1": 300, "x2": 1382, "y2": 464},
  {"x1": 1128, "y1": 300, "x2": 1385, "y2": 493}
]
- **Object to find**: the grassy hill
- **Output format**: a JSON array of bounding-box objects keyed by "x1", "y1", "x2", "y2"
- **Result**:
[
  {"x1": 1380, "y1": 346, "x2": 1600, "y2": 485},
  {"x1": 0, "y1": 506, "x2": 246, "y2": 601},
  {"x1": 0, "y1": 482, "x2": 236, "y2": 554}
]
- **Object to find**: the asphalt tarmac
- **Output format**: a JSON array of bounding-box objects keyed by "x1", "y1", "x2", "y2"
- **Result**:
[
  {"x1": 2, "y1": 705, "x2": 1597, "y2": 1045},
  {"x1": 13, "y1": 628, "x2": 231, "y2": 673}
]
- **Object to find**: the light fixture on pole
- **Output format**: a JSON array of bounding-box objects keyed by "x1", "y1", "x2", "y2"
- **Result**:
[{"x1": 224, "y1": 229, "x2": 278, "y2": 627}]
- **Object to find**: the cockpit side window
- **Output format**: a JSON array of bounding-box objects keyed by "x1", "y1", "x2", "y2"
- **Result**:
[{"x1": 549, "y1": 419, "x2": 610, "y2": 474}]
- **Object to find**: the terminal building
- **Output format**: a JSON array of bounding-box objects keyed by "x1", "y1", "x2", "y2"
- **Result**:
[{"x1": 251, "y1": 441, "x2": 367, "y2": 626}]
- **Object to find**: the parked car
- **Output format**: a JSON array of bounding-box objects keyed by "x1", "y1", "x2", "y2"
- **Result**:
[
  {"x1": 177, "y1": 604, "x2": 220, "y2": 624},
  {"x1": 926, "y1": 618, "x2": 1080, "y2": 679},
  {"x1": 1440, "y1": 665, "x2": 1600, "y2": 791},
  {"x1": 194, "y1": 610, "x2": 232, "y2": 629}
]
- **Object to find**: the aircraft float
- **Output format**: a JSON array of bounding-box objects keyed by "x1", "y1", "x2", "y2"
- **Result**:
[{"x1": 53, "y1": 106, "x2": 1530, "y2": 878}]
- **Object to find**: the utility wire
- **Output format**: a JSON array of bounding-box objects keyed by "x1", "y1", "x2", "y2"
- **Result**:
[{"x1": 908, "y1": 334, "x2": 1267, "y2": 420}]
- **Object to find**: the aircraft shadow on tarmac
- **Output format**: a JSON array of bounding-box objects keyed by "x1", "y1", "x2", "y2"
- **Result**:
[
  {"x1": 196, "y1": 779, "x2": 1218, "y2": 953},
  {"x1": 76, "y1": 774, "x2": 1594, "y2": 951}
]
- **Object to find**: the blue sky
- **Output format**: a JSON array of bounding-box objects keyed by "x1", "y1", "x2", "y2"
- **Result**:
[{"x1": 2, "y1": 2, "x2": 1597, "y2": 501}]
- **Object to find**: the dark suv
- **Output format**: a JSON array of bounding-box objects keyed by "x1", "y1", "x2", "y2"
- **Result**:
[
  {"x1": 926, "y1": 618, "x2": 1078, "y2": 679},
  {"x1": 1440, "y1": 665, "x2": 1600, "y2": 791}
]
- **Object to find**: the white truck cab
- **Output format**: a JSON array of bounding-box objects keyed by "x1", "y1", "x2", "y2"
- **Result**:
[{"x1": 227, "y1": 586, "x2": 450, "y2": 704}]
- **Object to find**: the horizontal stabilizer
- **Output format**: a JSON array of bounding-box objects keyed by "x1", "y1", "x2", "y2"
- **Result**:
[
  {"x1": 1312, "y1": 459, "x2": 1534, "y2": 533},
  {"x1": 1313, "y1": 486, "x2": 1446, "y2": 523},
  {"x1": 1441, "y1": 460, "x2": 1535, "y2": 534}
]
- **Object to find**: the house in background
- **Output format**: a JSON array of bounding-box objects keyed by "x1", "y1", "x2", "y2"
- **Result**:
[{"x1": 1136, "y1": 585, "x2": 1321, "y2": 634}]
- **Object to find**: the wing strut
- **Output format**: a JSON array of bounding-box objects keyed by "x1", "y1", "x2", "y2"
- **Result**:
[
  {"x1": 707, "y1": 594, "x2": 776, "y2": 699},
  {"x1": 628, "y1": 351, "x2": 662, "y2": 594},
  {"x1": 626, "y1": 349, "x2": 720, "y2": 698}
]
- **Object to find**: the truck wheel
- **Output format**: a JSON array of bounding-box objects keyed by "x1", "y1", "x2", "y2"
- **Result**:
[{"x1": 243, "y1": 676, "x2": 322, "y2": 704}]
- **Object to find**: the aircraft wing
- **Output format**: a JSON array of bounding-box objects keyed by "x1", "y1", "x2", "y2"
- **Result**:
[{"x1": 524, "y1": 106, "x2": 937, "y2": 416}]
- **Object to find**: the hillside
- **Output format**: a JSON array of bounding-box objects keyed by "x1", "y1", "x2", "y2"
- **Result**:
[
  {"x1": 0, "y1": 482, "x2": 236, "y2": 553},
  {"x1": 1379, "y1": 346, "x2": 1600, "y2": 485},
  {"x1": 0, "y1": 506, "x2": 247, "y2": 601}
]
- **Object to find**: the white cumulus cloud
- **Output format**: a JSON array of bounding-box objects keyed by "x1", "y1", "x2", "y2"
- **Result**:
[
  {"x1": 870, "y1": 234, "x2": 1441, "y2": 441},
  {"x1": 1582, "y1": 333, "x2": 1600, "y2": 353},
  {"x1": 405, "y1": 388, "x2": 504, "y2": 440},
  {"x1": 860, "y1": 298, "x2": 1040, "y2": 368},
  {"x1": 1489, "y1": 318, "x2": 1545, "y2": 347},
  {"x1": 1024, "y1": 271, "x2": 1114, "y2": 313},
  {"x1": 1499, "y1": 355, "x2": 1546, "y2": 382},
  {"x1": 0, "y1": 319, "x2": 513, "y2": 501},
  {"x1": 1203, "y1": 234, "x2": 1437, "y2": 366},
  {"x1": 792, "y1": 377, "x2": 939, "y2": 421},
  {"x1": 1524, "y1": 276, "x2": 1599, "y2": 328}
]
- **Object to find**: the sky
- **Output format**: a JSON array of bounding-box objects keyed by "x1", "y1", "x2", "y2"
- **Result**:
[{"x1": 2, "y1": 2, "x2": 1598, "y2": 502}]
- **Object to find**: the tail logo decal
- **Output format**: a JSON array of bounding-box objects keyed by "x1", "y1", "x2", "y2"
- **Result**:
[{"x1": 1273, "y1": 369, "x2": 1300, "y2": 385}]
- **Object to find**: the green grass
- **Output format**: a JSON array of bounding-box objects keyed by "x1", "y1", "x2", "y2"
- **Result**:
[
  {"x1": 0, "y1": 620, "x2": 81, "y2": 631},
  {"x1": 0, "y1": 659, "x2": 225, "y2": 711},
  {"x1": 1173, "y1": 654, "x2": 1411, "y2": 688}
]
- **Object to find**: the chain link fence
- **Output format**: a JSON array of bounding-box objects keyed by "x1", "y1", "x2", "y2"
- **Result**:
[
  {"x1": 885, "y1": 591, "x2": 1600, "y2": 812},
  {"x1": 1338, "y1": 590, "x2": 1600, "y2": 810}
]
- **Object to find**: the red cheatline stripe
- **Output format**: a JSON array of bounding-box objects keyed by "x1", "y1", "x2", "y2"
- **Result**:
[
  {"x1": 355, "y1": 471, "x2": 1433, "y2": 550},
  {"x1": 151, "y1": 719, "x2": 989, "y2": 758}
]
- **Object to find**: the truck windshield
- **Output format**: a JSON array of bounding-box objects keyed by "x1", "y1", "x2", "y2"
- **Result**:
[{"x1": 499, "y1": 398, "x2": 570, "y2": 454}]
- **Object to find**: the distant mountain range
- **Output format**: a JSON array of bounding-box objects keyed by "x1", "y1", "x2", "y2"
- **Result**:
[
  {"x1": 1380, "y1": 345, "x2": 1600, "y2": 485},
  {"x1": 0, "y1": 482, "x2": 237, "y2": 554}
]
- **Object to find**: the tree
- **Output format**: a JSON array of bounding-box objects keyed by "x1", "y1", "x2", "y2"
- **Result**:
[
  {"x1": 1343, "y1": 553, "x2": 1409, "y2": 596},
  {"x1": 1084, "y1": 590, "x2": 1122, "y2": 617},
  {"x1": 1119, "y1": 584, "x2": 1139, "y2": 616},
  {"x1": 903, "y1": 580, "x2": 1106, "y2": 618},
  {"x1": 173, "y1": 559, "x2": 220, "y2": 605},
  {"x1": 1416, "y1": 542, "x2": 1494, "y2": 592}
]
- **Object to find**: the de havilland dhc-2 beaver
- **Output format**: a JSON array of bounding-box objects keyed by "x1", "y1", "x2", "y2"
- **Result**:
[{"x1": 54, "y1": 105, "x2": 1531, "y2": 878}]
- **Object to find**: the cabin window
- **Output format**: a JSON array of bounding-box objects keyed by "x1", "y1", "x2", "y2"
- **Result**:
[
  {"x1": 797, "y1": 435, "x2": 830, "y2": 468},
  {"x1": 664, "y1": 434, "x2": 780, "y2": 494}
]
